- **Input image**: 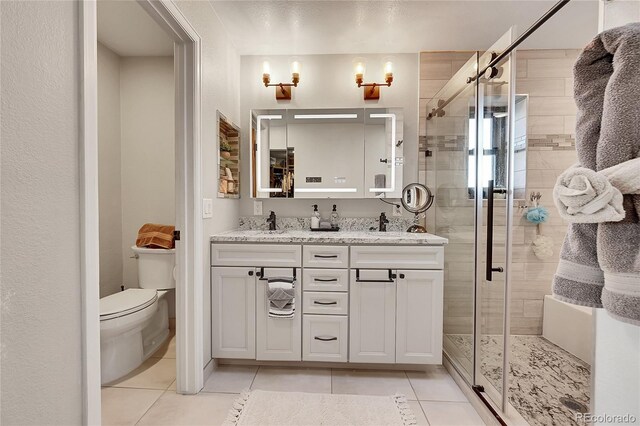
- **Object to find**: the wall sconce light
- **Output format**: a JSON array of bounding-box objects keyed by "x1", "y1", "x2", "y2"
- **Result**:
[
  {"x1": 355, "y1": 61, "x2": 393, "y2": 100},
  {"x1": 262, "y1": 60, "x2": 301, "y2": 100}
]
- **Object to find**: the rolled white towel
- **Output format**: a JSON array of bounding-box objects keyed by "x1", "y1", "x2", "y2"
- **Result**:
[{"x1": 554, "y1": 164, "x2": 626, "y2": 223}]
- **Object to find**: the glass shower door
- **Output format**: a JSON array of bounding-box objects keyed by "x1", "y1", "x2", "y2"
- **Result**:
[
  {"x1": 426, "y1": 53, "x2": 479, "y2": 383},
  {"x1": 475, "y1": 29, "x2": 515, "y2": 412},
  {"x1": 430, "y1": 29, "x2": 516, "y2": 415}
]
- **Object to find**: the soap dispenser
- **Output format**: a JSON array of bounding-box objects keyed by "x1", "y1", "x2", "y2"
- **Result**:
[
  {"x1": 330, "y1": 204, "x2": 340, "y2": 228},
  {"x1": 311, "y1": 204, "x2": 320, "y2": 229}
]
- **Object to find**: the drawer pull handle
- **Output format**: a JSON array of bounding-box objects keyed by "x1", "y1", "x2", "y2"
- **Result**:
[
  {"x1": 313, "y1": 300, "x2": 338, "y2": 305},
  {"x1": 314, "y1": 278, "x2": 338, "y2": 282},
  {"x1": 314, "y1": 254, "x2": 338, "y2": 259},
  {"x1": 314, "y1": 336, "x2": 338, "y2": 342}
]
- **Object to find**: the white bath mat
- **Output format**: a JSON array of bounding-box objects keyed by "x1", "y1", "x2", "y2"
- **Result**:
[{"x1": 223, "y1": 389, "x2": 417, "y2": 426}]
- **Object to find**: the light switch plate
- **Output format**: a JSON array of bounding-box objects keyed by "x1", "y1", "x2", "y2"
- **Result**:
[
  {"x1": 253, "y1": 200, "x2": 263, "y2": 216},
  {"x1": 392, "y1": 204, "x2": 402, "y2": 217},
  {"x1": 203, "y1": 198, "x2": 213, "y2": 219}
]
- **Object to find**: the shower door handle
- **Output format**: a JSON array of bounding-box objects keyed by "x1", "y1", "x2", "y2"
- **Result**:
[{"x1": 486, "y1": 179, "x2": 504, "y2": 282}]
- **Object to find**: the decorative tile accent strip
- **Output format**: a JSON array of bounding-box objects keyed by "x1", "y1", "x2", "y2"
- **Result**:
[
  {"x1": 418, "y1": 135, "x2": 428, "y2": 152},
  {"x1": 239, "y1": 216, "x2": 414, "y2": 232},
  {"x1": 527, "y1": 134, "x2": 576, "y2": 151},
  {"x1": 421, "y1": 134, "x2": 576, "y2": 152},
  {"x1": 422, "y1": 135, "x2": 467, "y2": 152}
]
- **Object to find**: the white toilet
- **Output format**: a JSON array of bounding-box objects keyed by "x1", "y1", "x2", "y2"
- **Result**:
[{"x1": 100, "y1": 246, "x2": 175, "y2": 384}]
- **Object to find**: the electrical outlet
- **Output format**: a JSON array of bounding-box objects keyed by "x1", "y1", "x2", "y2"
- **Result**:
[
  {"x1": 253, "y1": 200, "x2": 263, "y2": 216},
  {"x1": 392, "y1": 204, "x2": 402, "y2": 217},
  {"x1": 203, "y1": 198, "x2": 213, "y2": 219}
]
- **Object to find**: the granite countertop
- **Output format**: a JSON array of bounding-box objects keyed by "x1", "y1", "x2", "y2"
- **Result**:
[{"x1": 210, "y1": 229, "x2": 448, "y2": 245}]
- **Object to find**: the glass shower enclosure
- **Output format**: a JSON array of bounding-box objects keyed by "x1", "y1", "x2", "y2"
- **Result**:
[{"x1": 425, "y1": 29, "x2": 516, "y2": 414}]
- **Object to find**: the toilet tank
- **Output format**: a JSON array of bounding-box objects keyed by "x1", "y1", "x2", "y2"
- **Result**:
[{"x1": 131, "y1": 246, "x2": 176, "y2": 289}]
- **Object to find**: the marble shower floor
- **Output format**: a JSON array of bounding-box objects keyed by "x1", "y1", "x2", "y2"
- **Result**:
[{"x1": 445, "y1": 334, "x2": 590, "y2": 426}]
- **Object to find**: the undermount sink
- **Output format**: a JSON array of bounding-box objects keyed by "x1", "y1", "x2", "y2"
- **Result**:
[{"x1": 257, "y1": 229, "x2": 286, "y2": 234}]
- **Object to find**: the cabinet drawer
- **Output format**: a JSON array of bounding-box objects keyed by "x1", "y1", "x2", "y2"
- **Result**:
[
  {"x1": 350, "y1": 245, "x2": 444, "y2": 270},
  {"x1": 303, "y1": 269, "x2": 349, "y2": 292},
  {"x1": 303, "y1": 292, "x2": 348, "y2": 315},
  {"x1": 303, "y1": 245, "x2": 349, "y2": 268},
  {"x1": 303, "y1": 315, "x2": 348, "y2": 362},
  {"x1": 211, "y1": 243, "x2": 301, "y2": 267}
]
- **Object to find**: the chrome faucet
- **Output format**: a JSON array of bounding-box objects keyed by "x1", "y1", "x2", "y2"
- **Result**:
[
  {"x1": 266, "y1": 211, "x2": 277, "y2": 230},
  {"x1": 379, "y1": 212, "x2": 389, "y2": 232}
]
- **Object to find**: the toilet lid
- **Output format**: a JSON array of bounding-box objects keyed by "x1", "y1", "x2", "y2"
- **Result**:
[{"x1": 100, "y1": 289, "x2": 158, "y2": 321}]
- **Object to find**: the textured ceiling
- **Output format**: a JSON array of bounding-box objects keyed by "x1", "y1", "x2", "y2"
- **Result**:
[
  {"x1": 97, "y1": 0, "x2": 174, "y2": 56},
  {"x1": 209, "y1": 0, "x2": 599, "y2": 55}
]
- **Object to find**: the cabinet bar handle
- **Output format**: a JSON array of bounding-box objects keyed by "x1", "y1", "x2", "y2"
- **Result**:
[
  {"x1": 314, "y1": 254, "x2": 338, "y2": 258},
  {"x1": 313, "y1": 300, "x2": 338, "y2": 305},
  {"x1": 355, "y1": 269, "x2": 395, "y2": 283},
  {"x1": 314, "y1": 336, "x2": 338, "y2": 341},
  {"x1": 314, "y1": 278, "x2": 338, "y2": 282}
]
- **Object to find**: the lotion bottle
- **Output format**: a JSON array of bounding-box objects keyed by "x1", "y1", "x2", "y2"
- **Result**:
[
  {"x1": 311, "y1": 204, "x2": 320, "y2": 229},
  {"x1": 330, "y1": 204, "x2": 340, "y2": 228}
]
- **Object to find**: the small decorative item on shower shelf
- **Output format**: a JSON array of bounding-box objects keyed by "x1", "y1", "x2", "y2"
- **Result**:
[
  {"x1": 220, "y1": 141, "x2": 232, "y2": 159},
  {"x1": 525, "y1": 192, "x2": 553, "y2": 260}
]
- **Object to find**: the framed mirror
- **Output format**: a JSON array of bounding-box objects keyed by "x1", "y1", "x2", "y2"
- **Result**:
[{"x1": 250, "y1": 107, "x2": 404, "y2": 199}]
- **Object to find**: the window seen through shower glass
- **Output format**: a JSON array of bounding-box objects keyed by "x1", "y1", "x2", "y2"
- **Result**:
[
  {"x1": 467, "y1": 117, "x2": 495, "y2": 190},
  {"x1": 467, "y1": 95, "x2": 527, "y2": 199}
]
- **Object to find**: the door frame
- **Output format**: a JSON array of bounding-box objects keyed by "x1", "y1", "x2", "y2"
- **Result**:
[{"x1": 80, "y1": 0, "x2": 203, "y2": 422}]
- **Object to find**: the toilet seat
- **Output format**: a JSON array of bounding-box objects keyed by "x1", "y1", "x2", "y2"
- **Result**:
[{"x1": 100, "y1": 289, "x2": 158, "y2": 321}]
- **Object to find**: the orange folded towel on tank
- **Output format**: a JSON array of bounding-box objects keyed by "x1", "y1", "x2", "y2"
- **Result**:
[{"x1": 136, "y1": 223, "x2": 175, "y2": 249}]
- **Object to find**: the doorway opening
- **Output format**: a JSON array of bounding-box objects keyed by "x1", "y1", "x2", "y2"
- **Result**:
[
  {"x1": 81, "y1": 1, "x2": 203, "y2": 423},
  {"x1": 97, "y1": 0, "x2": 177, "y2": 389}
]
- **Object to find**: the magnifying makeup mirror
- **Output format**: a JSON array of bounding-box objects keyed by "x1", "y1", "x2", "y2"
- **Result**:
[{"x1": 401, "y1": 183, "x2": 434, "y2": 233}]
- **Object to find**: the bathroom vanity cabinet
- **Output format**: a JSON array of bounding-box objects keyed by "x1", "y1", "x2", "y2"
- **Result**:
[{"x1": 210, "y1": 232, "x2": 447, "y2": 366}]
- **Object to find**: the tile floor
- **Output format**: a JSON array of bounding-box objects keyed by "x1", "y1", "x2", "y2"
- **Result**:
[{"x1": 102, "y1": 334, "x2": 486, "y2": 425}]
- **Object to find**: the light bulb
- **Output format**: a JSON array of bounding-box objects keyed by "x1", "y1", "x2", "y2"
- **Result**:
[
  {"x1": 291, "y1": 61, "x2": 300, "y2": 75},
  {"x1": 384, "y1": 61, "x2": 393, "y2": 75},
  {"x1": 262, "y1": 61, "x2": 270, "y2": 75},
  {"x1": 355, "y1": 62, "x2": 365, "y2": 76}
]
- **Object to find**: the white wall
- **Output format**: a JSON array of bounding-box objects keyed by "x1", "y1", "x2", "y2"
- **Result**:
[
  {"x1": 593, "y1": 311, "x2": 640, "y2": 425},
  {"x1": 175, "y1": 0, "x2": 242, "y2": 368},
  {"x1": 0, "y1": 1, "x2": 83, "y2": 424},
  {"x1": 593, "y1": 4, "x2": 640, "y2": 424},
  {"x1": 240, "y1": 53, "x2": 419, "y2": 218},
  {"x1": 98, "y1": 42, "x2": 124, "y2": 298},
  {"x1": 599, "y1": 0, "x2": 640, "y2": 31},
  {"x1": 119, "y1": 56, "x2": 175, "y2": 288}
]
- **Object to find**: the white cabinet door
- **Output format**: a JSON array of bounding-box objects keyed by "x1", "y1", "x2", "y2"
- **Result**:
[
  {"x1": 396, "y1": 270, "x2": 444, "y2": 364},
  {"x1": 256, "y1": 268, "x2": 302, "y2": 361},
  {"x1": 349, "y1": 269, "x2": 396, "y2": 363},
  {"x1": 211, "y1": 267, "x2": 256, "y2": 359}
]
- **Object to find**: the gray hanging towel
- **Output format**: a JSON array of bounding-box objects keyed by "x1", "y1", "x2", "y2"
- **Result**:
[
  {"x1": 267, "y1": 277, "x2": 295, "y2": 319},
  {"x1": 553, "y1": 22, "x2": 640, "y2": 326},
  {"x1": 375, "y1": 174, "x2": 386, "y2": 196}
]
